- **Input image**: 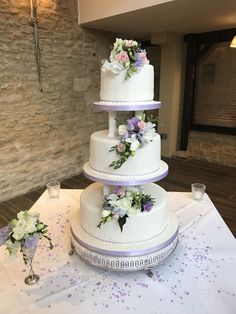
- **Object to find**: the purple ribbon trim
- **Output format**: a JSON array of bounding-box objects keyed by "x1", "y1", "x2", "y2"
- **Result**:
[
  {"x1": 93, "y1": 101, "x2": 161, "y2": 112},
  {"x1": 83, "y1": 168, "x2": 168, "y2": 186},
  {"x1": 71, "y1": 227, "x2": 179, "y2": 257}
]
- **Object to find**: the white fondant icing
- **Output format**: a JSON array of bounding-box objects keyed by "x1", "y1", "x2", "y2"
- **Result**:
[
  {"x1": 80, "y1": 182, "x2": 169, "y2": 244},
  {"x1": 100, "y1": 65, "x2": 154, "y2": 101},
  {"x1": 89, "y1": 130, "x2": 161, "y2": 176}
]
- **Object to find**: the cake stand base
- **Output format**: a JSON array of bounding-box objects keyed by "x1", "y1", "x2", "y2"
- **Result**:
[{"x1": 70, "y1": 212, "x2": 178, "y2": 272}]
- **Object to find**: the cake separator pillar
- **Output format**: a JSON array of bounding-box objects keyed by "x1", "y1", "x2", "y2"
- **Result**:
[{"x1": 108, "y1": 111, "x2": 117, "y2": 138}]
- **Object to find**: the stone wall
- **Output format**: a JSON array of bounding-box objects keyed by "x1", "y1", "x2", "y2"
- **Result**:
[
  {"x1": 188, "y1": 131, "x2": 236, "y2": 167},
  {"x1": 0, "y1": 0, "x2": 114, "y2": 201}
]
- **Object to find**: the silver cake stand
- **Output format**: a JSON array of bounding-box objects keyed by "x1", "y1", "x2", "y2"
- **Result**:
[{"x1": 70, "y1": 212, "x2": 178, "y2": 276}]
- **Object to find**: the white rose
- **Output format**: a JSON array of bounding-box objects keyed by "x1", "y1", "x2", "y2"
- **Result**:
[
  {"x1": 118, "y1": 125, "x2": 127, "y2": 136},
  {"x1": 16, "y1": 211, "x2": 26, "y2": 221},
  {"x1": 25, "y1": 222, "x2": 37, "y2": 234},
  {"x1": 12, "y1": 226, "x2": 26, "y2": 241},
  {"x1": 116, "y1": 198, "x2": 132, "y2": 213},
  {"x1": 127, "y1": 206, "x2": 141, "y2": 216},
  {"x1": 102, "y1": 210, "x2": 112, "y2": 218}
]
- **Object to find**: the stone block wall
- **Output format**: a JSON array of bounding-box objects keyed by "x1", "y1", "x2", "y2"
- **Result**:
[
  {"x1": 188, "y1": 131, "x2": 236, "y2": 167},
  {"x1": 0, "y1": 0, "x2": 114, "y2": 201}
]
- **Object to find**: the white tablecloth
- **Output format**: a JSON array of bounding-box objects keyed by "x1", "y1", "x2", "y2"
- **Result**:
[{"x1": 0, "y1": 190, "x2": 235, "y2": 314}]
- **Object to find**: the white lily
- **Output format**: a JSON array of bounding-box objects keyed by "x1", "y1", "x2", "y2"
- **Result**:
[
  {"x1": 125, "y1": 134, "x2": 140, "y2": 152},
  {"x1": 101, "y1": 60, "x2": 124, "y2": 74}
]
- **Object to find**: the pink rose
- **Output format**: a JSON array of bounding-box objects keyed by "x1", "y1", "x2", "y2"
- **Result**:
[
  {"x1": 138, "y1": 120, "x2": 146, "y2": 129},
  {"x1": 115, "y1": 51, "x2": 129, "y2": 63},
  {"x1": 125, "y1": 40, "x2": 134, "y2": 47},
  {"x1": 116, "y1": 143, "x2": 126, "y2": 153},
  {"x1": 125, "y1": 40, "x2": 138, "y2": 47}
]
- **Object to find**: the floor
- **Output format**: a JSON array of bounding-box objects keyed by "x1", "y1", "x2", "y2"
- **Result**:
[{"x1": 0, "y1": 157, "x2": 235, "y2": 237}]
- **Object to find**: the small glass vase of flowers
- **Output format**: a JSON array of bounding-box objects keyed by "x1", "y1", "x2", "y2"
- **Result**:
[{"x1": 0, "y1": 210, "x2": 53, "y2": 285}]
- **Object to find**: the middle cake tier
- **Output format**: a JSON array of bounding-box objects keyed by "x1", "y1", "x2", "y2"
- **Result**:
[{"x1": 89, "y1": 130, "x2": 161, "y2": 176}]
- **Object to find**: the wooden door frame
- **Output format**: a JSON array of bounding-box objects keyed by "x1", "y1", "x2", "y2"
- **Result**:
[{"x1": 180, "y1": 28, "x2": 236, "y2": 150}]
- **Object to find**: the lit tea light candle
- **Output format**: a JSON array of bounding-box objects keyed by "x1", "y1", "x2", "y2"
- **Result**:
[{"x1": 191, "y1": 183, "x2": 206, "y2": 201}]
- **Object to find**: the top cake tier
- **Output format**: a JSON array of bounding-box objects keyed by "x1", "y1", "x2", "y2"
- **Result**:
[{"x1": 100, "y1": 64, "x2": 154, "y2": 102}]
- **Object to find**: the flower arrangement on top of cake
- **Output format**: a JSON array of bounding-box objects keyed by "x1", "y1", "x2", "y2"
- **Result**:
[
  {"x1": 109, "y1": 114, "x2": 156, "y2": 169},
  {"x1": 98, "y1": 186, "x2": 155, "y2": 232},
  {"x1": 102, "y1": 38, "x2": 149, "y2": 79}
]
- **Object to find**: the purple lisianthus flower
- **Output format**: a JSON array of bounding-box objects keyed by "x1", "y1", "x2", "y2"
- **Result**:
[
  {"x1": 127, "y1": 117, "x2": 140, "y2": 131},
  {"x1": 24, "y1": 233, "x2": 39, "y2": 250},
  {"x1": 143, "y1": 201, "x2": 153, "y2": 212},
  {"x1": 134, "y1": 50, "x2": 149, "y2": 67},
  {"x1": 114, "y1": 186, "x2": 122, "y2": 194},
  {"x1": 0, "y1": 226, "x2": 10, "y2": 246},
  {"x1": 122, "y1": 132, "x2": 129, "y2": 141},
  {"x1": 134, "y1": 53, "x2": 143, "y2": 67}
]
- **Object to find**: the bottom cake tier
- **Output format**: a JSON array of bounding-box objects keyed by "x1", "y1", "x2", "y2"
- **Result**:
[
  {"x1": 70, "y1": 182, "x2": 178, "y2": 271},
  {"x1": 70, "y1": 211, "x2": 178, "y2": 271}
]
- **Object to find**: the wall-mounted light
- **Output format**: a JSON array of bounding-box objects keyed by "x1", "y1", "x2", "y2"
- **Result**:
[
  {"x1": 230, "y1": 36, "x2": 236, "y2": 48},
  {"x1": 29, "y1": 0, "x2": 43, "y2": 92}
]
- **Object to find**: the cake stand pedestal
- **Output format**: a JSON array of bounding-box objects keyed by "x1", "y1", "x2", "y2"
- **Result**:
[{"x1": 70, "y1": 212, "x2": 178, "y2": 273}]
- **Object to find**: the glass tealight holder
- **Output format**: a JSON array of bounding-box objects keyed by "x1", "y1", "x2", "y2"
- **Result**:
[
  {"x1": 46, "y1": 181, "x2": 60, "y2": 199},
  {"x1": 191, "y1": 183, "x2": 206, "y2": 201}
]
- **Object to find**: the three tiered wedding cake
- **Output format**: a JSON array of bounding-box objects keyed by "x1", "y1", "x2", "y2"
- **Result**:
[{"x1": 70, "y1": 39, "x2": 178, "y2": 271}]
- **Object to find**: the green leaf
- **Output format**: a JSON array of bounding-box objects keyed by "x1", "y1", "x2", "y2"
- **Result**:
[{"x1": 118, "y1": 214, "x2": 128, "y2": 232}]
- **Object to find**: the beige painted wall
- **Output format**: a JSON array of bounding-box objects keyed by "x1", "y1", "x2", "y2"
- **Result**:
[
  {"x1": 79, "y1": 0, "x2": 173, "y2": 23},
  {"x1": 152, "y1": 32, "x2": 183, "y2": 157}
]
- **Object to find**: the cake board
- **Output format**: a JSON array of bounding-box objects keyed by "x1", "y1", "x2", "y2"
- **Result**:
[
  {"x1": 83, "y1": 160, "x2": 169, "y2": 186},
  {"x1": 93, "y1": 100, "x2": 161, "y2": 111}
]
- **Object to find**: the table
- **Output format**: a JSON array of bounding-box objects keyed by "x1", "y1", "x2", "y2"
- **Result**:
[{"x1": 0, "y1": 190, "x2": 235, "y2": 314}]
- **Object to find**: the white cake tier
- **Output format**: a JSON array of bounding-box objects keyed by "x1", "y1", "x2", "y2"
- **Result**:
[
  {"x1": 79, "y1": 182, "x2": 169, "y2": 244},
  {"x1": 89, "y1": 130, "x2": 160, "y2": 176},
  {"x1": 70, "y1": 213, "x2": 179, "y2": 270},
  {"x1": 100, "y1": 64, "x2": 154, "y2": 102}
]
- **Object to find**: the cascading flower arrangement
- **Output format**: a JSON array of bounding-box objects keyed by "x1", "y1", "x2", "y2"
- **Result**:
[
  {"x1": 0, "y1": 211, "x2": 53, "y2": 264},
  {"x1": 98, "y1": 186, "x2": 155, "y2": 232},
  {"x1": 109, "y1": 116, "x2": 156, "y2": 169},
  {"x1": 102, "y1": 38, "x2": 149, "y2": 79}
]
